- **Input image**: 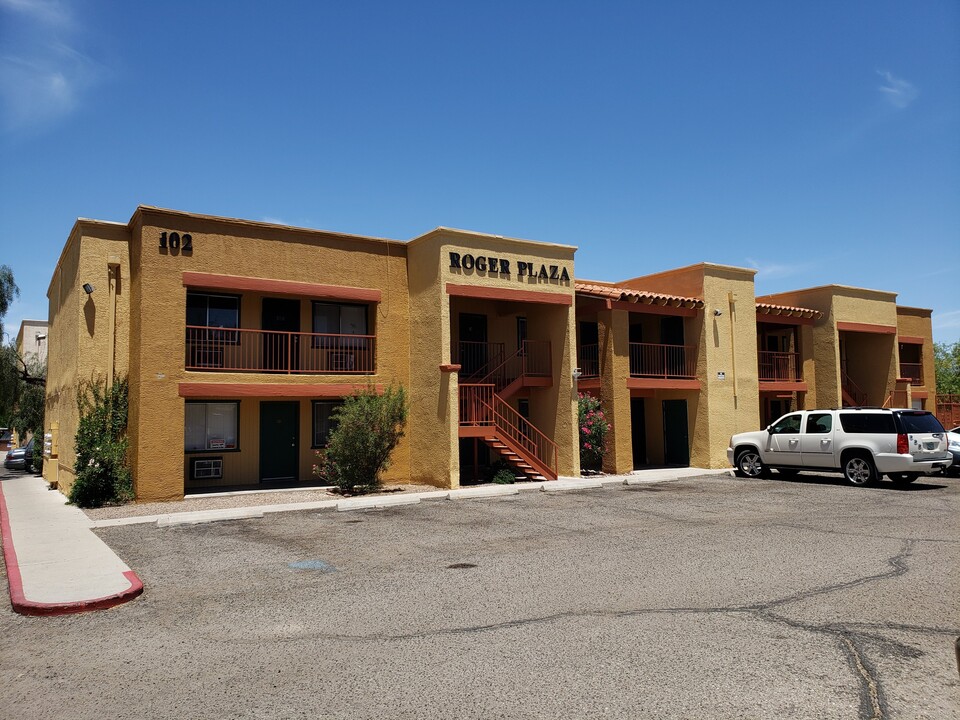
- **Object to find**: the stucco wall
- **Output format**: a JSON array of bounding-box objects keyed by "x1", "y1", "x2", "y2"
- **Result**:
[{"x1": 896, "y1": 306, "x2": 935, "y2": 409}]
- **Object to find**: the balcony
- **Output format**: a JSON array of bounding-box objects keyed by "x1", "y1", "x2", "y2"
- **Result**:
[
  {"x1": 185, "y1": 326, "x2": 376, "y2": 374},
  {"x1": 629, "y1": 342, "x2": 696, "y2": 378},
  {"x1": 899, "y1": 362, "x2": 923, "y2": 385},
  {"x1": 577, "y1": 344, "x2": 600, "y2": 379},
  {"x1": 758, "y1": 351, "x2": 802, "y2": 382}
]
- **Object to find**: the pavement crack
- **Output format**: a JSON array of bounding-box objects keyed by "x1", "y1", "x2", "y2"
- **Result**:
[{"x1": 841, "y1": 634, "x2": 885, "y2": 720}]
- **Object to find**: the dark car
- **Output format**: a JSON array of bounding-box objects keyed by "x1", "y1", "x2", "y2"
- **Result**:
[
  {"x1": 947, "y1": 426, "x2": 960, "y2": 477},
  {"x1": 3, "y1": 438, "x2": 34, "y2": 471}
]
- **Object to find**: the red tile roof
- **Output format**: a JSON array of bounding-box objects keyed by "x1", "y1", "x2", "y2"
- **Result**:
[
  {"x1": 755, "y1": 302, "x2": 823, "y2": 320},
  {"x1": 575, "y1": 282, "x2": 705, "y2": 309}
]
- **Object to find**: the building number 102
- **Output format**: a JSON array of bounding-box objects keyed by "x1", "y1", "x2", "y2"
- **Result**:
[{"x1": 159, "y1": 231, "x2": 193, "y2": 251}]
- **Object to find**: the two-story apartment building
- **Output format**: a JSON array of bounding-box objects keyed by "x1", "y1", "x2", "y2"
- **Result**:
[{"x1": 41, "y1": 206, "x2": 937, "y2": 501}]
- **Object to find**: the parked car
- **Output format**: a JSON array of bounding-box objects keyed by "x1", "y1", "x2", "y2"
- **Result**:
[
  {"x1": 946, "y1": 426, "x2": 960, "y2": 476},
  {"x1": 728, "y1": 408, "x2": 951, "y2": 486},
  {"x1": 3, "y1": 438, "x2": 34, "y2": 471}
]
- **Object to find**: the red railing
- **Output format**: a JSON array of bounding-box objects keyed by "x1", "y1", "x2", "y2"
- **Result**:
[
  {"x1": 841, "y1": 370, "x2": 868, "y2": 407},
  {"x1": 883, "y1": 391, "x2": 909, "y2": 408},
  {"x1": 936, "y1": 394, "x2": 960, "y2": 429},
  {"x1": 453, "y1": 341, "x2": 505, "y2": 379},
  {"x1": 185, "y1": 326, "x2": 375, "y2": 374},
  {"x1": 458, "y1": 383, "x2": 559, "y2": 479},
  {"x1": 758, "y1": 351, "x2": 802, "y2": 382},
  {"x1": 577, "y1": 344, "x2": 600, "y2": 379},
  {"x1": 629, "y1": 342, "x2": 696, "y2": 378},
  {"x1": 478, "y1": 340, "x2": 552, "y2": 392},
  {"x1": 899, "y1": 362, "x2": 923, "y2": 385}
]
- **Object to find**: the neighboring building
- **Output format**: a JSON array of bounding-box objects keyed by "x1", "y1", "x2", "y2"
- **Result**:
[
  {"x1": 16, "y1": 319, "x2": 49, "y2": 369},
  {"x1": 41, "y1": 206, "x2": 937, "y2": 502}
]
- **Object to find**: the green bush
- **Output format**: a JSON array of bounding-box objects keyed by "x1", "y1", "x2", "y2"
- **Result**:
[
  {"x1": 314, "y1": 384, "x2": 408, "y2": 495},
  {"x1": 578, "y1": 392, "x2": 610, "y2": 472},
  {"x1": 491, "y1": 468, "x2": 517, "y2": 484},
  {"x1": 70, "y1": 376, "x2": 132, "y2": 508}
]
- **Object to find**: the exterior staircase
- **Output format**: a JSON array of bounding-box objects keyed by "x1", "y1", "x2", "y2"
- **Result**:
[
  {"x1": 457, "y1": 341, "x2": 558, "y2": 481},
  {"x1": 841, "y1": 370, "x2": 868, "y2": 407}
]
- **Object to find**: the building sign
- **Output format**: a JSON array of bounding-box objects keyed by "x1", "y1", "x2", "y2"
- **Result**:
[{"x1": 448, "y1": 251, "x2": 570, "y2": 283}]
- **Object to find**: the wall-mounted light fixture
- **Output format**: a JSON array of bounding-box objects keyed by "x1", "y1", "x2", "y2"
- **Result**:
[
  {"x1": 82, "y1": 283, "x2": 95, "y2": 295},
  {"x1": 713, "y1": 309, "x2": 723, "y2": 316},
  {"x1": 35, "y1": 333, "x2": 47, "y2": 341},
  {"x1": 572, "y1": 368, "x2": 583, "y2": 380}
]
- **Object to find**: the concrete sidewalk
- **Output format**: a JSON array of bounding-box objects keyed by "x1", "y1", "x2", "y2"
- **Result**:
[{"x1": 0, "y1": 472, "x2": 142, "y2": 616}]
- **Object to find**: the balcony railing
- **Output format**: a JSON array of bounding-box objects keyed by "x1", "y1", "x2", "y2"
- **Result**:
[
  {"x1": 577, "y1": 344, "x2": 599, "y2": 379},
  {"x1": 899, "y1": 362, "x2": 923, "y2": 385},
  {"x1": 758, "y1": 351, "x2": 802, "y2": 382},
  {"x1": 185, "y1": 326, "x2": 375, "y2": 374},
  {"x1": 629, "y1": 342, "x2": 696, "y2": 378},
  {"x1": 453, "y1": 341, "x2": 505, "y2": 379}
]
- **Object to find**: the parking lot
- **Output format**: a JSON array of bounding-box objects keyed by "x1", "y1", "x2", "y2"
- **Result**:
[{"x1": 2, "y1": 471, "x2": 959, "y2": 719}]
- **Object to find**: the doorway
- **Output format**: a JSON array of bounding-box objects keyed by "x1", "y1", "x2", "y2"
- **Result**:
[
  {"x1": 459, "y1": 313, "x2": 488, "y2": 376},
  {"x1": 630, "y1": 397, "x2": 647, "y2": 469},
  {"x1": 662, "y1": 399, "x2": 689, "y2": 466},
  {"x1": 262, "y1": 298, "x2": 300, "y2": 372},
  {"x1": 259, "y1": 401, "x2": 299, "y2": 482}
]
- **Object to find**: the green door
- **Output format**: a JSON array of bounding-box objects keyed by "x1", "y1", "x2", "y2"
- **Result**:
[
  {"x1": 259, "y1": 401, "x2": 299, "y2": 482},
  {"x1": 662, "y1": 399, "x2": 689, "y2": 466}
]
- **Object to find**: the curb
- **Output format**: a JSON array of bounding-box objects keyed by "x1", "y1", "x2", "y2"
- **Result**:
[
  {"x1": 156, "y1": 508, "x2": 266, "y2": 527},
  {"x1": 336, "y1": 495, "x2": 422, "y2": 512},
  {"x1": 447, "y1": 486, "x2": 519, "y2": 499},
  {"x1": 541, "y1": 479, "x2": 604, "y2": 492},
  {"x1": 0, "y1": 482, "x2": 144, "y2": 616}
]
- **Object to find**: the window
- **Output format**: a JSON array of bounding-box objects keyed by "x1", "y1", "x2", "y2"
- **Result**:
[
  {"x1": 186, "y1": 292, "x2": 240, "y2": 343},
  {"x1": 770, "y1": 414, "x2": 801, "y2": 434},
  {"x1": 896, "y1": 411, "x2": 944, "y2": 434},
  {"x1": 185, "y1": 402, "x2": 239, "y2": 451},
  {"x1": 805, "y1": 413, "x2": 832, "y2": 434},
  {"x1": 839, "y1": 413, "x2": 896, "y2": 434},
  {"x1": 311, "y1": 302, "x2": 369, "y2": 357},
  {"x1": 312, "y1": 400, "x2": 344, "y2": 447},
  {"x1": 516, "y1": 316, "x2": 527, "y2": 353}
]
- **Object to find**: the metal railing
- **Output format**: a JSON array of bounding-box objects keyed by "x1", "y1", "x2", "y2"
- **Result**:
[
  {"x1": 458, "y1": 383, "x2": 559, "y2": 479},
  {"x1": 758, "y1": 351, "x2": 802, "y2": 382},
  {"x1": 477, "y1": 340, "x2": 551, "y2": 392},
  {"x1": 577, "y1": 344, "x2": 599, "y2": 379},
  {"x1": 841, "y1": 370, "x2": 868, "y2": 407},
  {"x1": 453, "y1": 341, "x2": 505, "y2": 379},
  {"x1": 629, "y1": 342, "x2": 696, "y2": 378},
  {"x1": 185, "y1": 326, "x2": 376, "y2": 374},
  {"x1": 899, "y1": 362, "x2": 923, "y2": 386}
]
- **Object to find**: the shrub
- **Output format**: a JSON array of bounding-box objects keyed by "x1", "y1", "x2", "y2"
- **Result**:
[
  {"x1": 70, "y1": 376, "x2": 132, "y2": 508},
  {"x1": 578, "y1": 392, "x2": 610, "y2": 472},
  {"x1": 314, "y1": 384, "x2": 408, "y2": 495},
  {"x1": 491, "y1": 468, "x2": 517, "y2": 484}
]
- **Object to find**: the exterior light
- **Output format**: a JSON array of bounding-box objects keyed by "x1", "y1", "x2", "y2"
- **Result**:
[
  {"x1": 714, "y1": 309, "x2": 723, "y2": 316},
  {"x1": 83, "y1": 283, "x2": 95, "y2": 295}
]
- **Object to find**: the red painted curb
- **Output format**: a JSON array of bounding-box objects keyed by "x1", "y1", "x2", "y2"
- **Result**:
[{"x1": 0, "y1": 480, "x2": 144, "y2": 617}]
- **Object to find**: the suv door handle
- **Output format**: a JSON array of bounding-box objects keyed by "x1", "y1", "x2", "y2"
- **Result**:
[{"x1": 821, "y1": 439, "x2": 831, "y2": 445}]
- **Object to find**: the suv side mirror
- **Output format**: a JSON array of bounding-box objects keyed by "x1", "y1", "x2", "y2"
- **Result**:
[{"x1": 766, "y1": 426, "x2": 773, "y2": 434}]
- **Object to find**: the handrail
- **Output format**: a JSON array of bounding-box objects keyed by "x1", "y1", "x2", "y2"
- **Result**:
[
  {"x1": 758, "y1": 351, "x2": 802, "y2": 382},
  {"x1": 453, "y1": 341, "x2": 505, "y2": 379},
  {"x1": 458, "y1": 383, "x2": 559, "y2": 479},
  {"x1": 841, "y1": 370, "x2": 868, "y2": 406},
  {"x1": 478, "y1": 340, "x2": 552, "y2": 391},
  {"x1": 629, "y1": 342, "x2": 696, "y2": 379},
  {"x1": 185, "y1": 325, "x2": 375, "y2": 374}
]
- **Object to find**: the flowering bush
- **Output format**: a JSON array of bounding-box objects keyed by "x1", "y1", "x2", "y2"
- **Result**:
[
  {"x1": 577, "y1": 392, "x2": 610, "y2": 472},
  {"x1": 70, "y1": 376, "x2": 132, "y2": 508}
]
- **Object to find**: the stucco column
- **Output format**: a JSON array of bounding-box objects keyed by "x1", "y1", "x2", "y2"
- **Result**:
[{"x1": 598, "y1": 309, "x2": 633, "y2": 474}]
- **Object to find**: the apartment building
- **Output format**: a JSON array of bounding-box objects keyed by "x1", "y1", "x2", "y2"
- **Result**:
[{"x1": 41, "y1": 206, "x2": 937, "y2": 501}]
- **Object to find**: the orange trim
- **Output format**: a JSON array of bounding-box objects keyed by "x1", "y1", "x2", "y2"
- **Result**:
[
  {"x1": 182, "y1": 272, "x2": 382, "y2": 303},
  {"x1": 576, "y1": 378, "x2": 601, "y2": 392},
  {"x1": 912, "y1": 390, "x2": 928, "y2": 399},
  {"x1": 445, "y1": 283, "x2": 573, "y2": 306},
  {"x1": 178, "y1": 383, "x2": 381, "y2": 398},
  {"x1": 605, "y1": 299, "x2": 696, "y2": 317},
  {"x1": 756, "y1": 314, "x2": 815, "y2": 326},
  {"x1": 836, "y1": 321, "x2": 896, "y2": 335},
  {"x1": 759, "y1": 381, "x2": 809, "y2": 392},
  {"x1": 897, "y1": 335, "x2": 924, "y2": 345},
  {"x1": 629, "y1": 388, "x2": 654, "y2": 398},
  {"x1": 439, "y1": 364, "x2": 461, "y2": 372},
  {"x1": 626, "y1": 378, "x2": 701, "y2": 391}
]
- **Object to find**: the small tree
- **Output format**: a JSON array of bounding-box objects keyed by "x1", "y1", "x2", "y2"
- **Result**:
[
  {"x1": 935, "y1": 341, "x2": 960, "y2": 395},
  {"x1": 70, "y1": 376, "x2": 133, "y2": 508},
  {"x1": 578, "y1": 392, "x2": 610, "y2": 472},
  {"x1": 314, "y1": 384, "x2": 408, "y2": 495}
]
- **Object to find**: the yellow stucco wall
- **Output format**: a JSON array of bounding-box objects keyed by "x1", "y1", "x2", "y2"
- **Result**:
[{"x1": 896, "y1": 306, "x2": 935, "y2": 409}]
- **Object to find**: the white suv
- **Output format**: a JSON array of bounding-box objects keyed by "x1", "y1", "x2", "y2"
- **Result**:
[{"x1": 727, "y1": 408, "x2": 951, "y2": 486}]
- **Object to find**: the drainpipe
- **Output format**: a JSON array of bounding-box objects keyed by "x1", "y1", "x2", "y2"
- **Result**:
[
  {"x1": 107, "y1": 263, "x2": 119, "y2": 384},
  {"x1": 728, "y1": 291, "x2": 738, "y2": 409}
]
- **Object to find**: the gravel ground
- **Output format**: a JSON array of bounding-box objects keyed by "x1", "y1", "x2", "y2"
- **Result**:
[{"x1": 81, "y1": 482, "x2": 442, "y2": 520}]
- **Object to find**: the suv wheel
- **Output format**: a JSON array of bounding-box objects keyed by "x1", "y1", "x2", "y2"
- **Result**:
[
  {"x1": 735, "y1": 449, "x2": 766, "y2": 478},
  {"x1": 843, "y1": 454, "x2": 877, "y2": 486}
]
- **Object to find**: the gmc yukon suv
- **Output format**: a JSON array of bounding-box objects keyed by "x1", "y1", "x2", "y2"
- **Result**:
[{"x1": 727, "y1": 408, "x2": 951, "y2": 486}]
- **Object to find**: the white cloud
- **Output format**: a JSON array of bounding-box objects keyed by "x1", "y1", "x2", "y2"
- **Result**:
[
  {"x1": 877, "y1": 70, "x2": 918, "y2": 109},
  {"x1": 0, "y1": 0, "x2": 97, "y2": 132}
]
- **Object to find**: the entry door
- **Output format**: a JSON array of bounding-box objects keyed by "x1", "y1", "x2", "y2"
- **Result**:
[
  {"x1": 660, "y1": 316, "x2": 685, "y2": 376},
  {"x1": 262, "y1": 298, "x2": 300, "y2": 372},
  {"x1": 662, "y1": 399, "x2": 689, "y2": 466},
  {"x1": 631, "y1": 397, "x2": 647, "y2": 469},
  {"x1": 459, "y1": 313, "x2": 488, "y2": 376},
  {"x1": 260, "y1": 401, "x2": 299, "y2": 482}
]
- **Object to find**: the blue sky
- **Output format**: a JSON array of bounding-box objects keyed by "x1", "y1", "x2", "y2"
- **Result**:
[{"x1": 2, "y1": 1, "x2": 958, "y2": 344}]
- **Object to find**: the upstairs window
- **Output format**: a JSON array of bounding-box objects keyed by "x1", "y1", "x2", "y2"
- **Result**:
[
  {"x1": 312, "y1": 302, "x2": 368, "y2": 336},
  {"x1": 187, "y1": 292, "x2": 240, "y2": 343}
]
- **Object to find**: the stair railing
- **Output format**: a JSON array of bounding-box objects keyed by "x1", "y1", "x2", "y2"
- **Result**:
[{"x1": 477, "y1": 340, "x2": 552, "y2": 392}]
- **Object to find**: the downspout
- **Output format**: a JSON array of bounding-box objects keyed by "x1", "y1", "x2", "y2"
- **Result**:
[
  {"x1": 107, "y1": 263, "x2": 119, "y2": 384},
  {"x1": 728, "y1": 291, "x2": 738, "y2": 410}
]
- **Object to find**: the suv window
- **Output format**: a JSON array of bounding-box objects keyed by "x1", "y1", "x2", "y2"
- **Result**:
[
  {"x1": 806, "y1": 413, "x2": 832, "y2": 434},
  {"x1": 839, "y1": 413, "x2": 896, "y2": 434},
  {"x1": 896, "y1": 411, "x2": 944, "y2": 434},
  {"x1": 770, "y1": 414, "x2": 802, "y2": 434}
]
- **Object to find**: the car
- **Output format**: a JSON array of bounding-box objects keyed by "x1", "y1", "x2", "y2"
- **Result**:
[
  {"x1": 946, "y1": 426, "x2": 960, "y2": 477},
  {"x1": 727, "y1": 408, "x2": 951, "y2": 486},
  {"x1": 3, "y1": 438, "x2": 34, "y2": 471}
]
